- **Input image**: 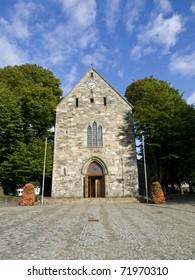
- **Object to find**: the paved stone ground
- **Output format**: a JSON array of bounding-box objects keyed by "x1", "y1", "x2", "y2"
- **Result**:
[{"x1": 0, "y1": 197, "x2": 195, "y2": 260}]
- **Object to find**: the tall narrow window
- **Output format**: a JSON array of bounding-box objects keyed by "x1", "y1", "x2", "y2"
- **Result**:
[
  {"x1": 87, "y1": 125, "x2": 92, "y2": 146},
  {"x1": 92, "y1": 121, "x2": 97, "y2": 146},
  {"x1": 76, "y1": 98, "x2": 79, "y2": 107},
  {"x1": 103, "y1": 97, "x2": 107, "y2": 106},
  {"x1": 87, "y1": 122, "x2": 103, "y2": 147},
  {"x1": 98, "y1": 125, "x2": 103, "y2": 146}
]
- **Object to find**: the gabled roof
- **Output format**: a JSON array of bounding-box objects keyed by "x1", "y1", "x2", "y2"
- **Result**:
[
  {"x1": 57, "y1": 67, "x2": 134, "y2": 110},
  {"x1": 90, "y1": 68, "x2": 134, "y2": 109}
]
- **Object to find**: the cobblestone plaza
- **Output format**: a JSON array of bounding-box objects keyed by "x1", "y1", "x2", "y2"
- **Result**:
[{"x1": 0, "y1": 198, "x2": 194, "y2": 260}]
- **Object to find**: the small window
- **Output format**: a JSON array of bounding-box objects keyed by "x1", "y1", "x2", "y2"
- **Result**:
[
  {"x1": 91, "y1": 72, "x2": 93, "y2": 77},
  {"x1": 61, "y1": 166, "x2": 66, "y2": 176},
  {"x1": 104, "y1": 97, "x2": 107, "y2": 106},
  {"x1": 90, "y1": 98, "x2": 94, "y2": 103},
  {"x1": 76, "y1": 98, "x2": 79, "y2": 107}
]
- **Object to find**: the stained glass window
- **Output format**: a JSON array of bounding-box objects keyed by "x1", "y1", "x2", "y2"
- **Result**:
[
  {"x1": 92, "y1": 121, "x2": 97, "y2": 146},
  {"x1": 98, "y1": 125, "x2": 103, "y2": 146},
  {"x1": 87, "y1": 122, "x2": 103, "y2": 147},
  {"x1": 87, "y1": 125, "x2": 92, "y2": 146}
]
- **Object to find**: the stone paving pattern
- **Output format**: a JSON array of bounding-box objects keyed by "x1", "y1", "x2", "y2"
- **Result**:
[{"x1": 0, "y1": 198, "x2": 195, "y2": 260}]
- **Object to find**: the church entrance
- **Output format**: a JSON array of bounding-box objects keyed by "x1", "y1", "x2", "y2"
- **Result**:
[
  {"x1": 85, "y1": 161, "x2": 105, "y2": 198},
  {"x1": 88, "y1": 177, "x2": 104, "y2": 197}
]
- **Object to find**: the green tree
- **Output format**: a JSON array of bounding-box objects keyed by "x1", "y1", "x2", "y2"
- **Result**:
[
  {"x1": 0, "y1": 139, "x2": 53, "y2": 193},
  {"x1": 125, "y1": 77, "x2": 195, "y2": 190},
  {"x1": 0, "y1": 64, "x2": 62, "y2": 194},
  {"x1": 0, "y1": 82, "x2": 24, "y2": 160}
]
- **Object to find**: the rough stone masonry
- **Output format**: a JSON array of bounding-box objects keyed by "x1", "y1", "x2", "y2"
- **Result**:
[{"x1": 52, "y1": 68, "x2": 138, "y2": 198}]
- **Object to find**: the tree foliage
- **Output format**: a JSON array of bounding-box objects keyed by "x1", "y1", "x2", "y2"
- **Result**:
[
  {"x1": 125, "y1": 77, "x2": 195, "y2": 189},
  {"x1": 0, "y1": 64, "x2": 62, "y2": 194}
]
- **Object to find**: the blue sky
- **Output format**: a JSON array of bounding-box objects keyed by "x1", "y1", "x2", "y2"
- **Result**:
[{"x1": 0, "y1": 0, "x2": 195, "y2": 104}]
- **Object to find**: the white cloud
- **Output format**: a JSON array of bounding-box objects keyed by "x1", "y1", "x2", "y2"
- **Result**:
[
  {"x1": 130, "y1": 45, "x2": 142, "y2": 60},
  {"x1": 63, "y1": 65, "x2": 78, "y2": 94},
  {"x1": 0, "y1": 0, "x2": 115, "y2": 75},
  {"x1": 104, "y1": 0, "x2": 121, "y2": 33},
  {"x1": 0, "y1": 0, "x2": 98, "y2": 69},
  {"x1": 42, "y1": 20, "x2": 99, "y2": 67},
  {"x1": 129, "y1": 0, "x2": 185, "y2": 60},
  {"x1": 131, "y1": 11, "x2": 184, "y2": 60},
  {"x1": 81, "y1": 44, "x2": 120, "y2": 70},
  {"x1": 82, "y1": 50, "x2": 106, "y2": 69},
  {"x1": 117, "y1": 69, "x2": 124, "y2": 78},
  {"x1": 140, "y1": 14, "x2": 183, "y2": 50},
  {"x1": 0, "y1": 36, "x2": 27, "y2": 67},
  {"x1": 190, "y1": 2, "x2": 195, "y2": 14},
  {"x1": 65, "y1": 65, "x2": 77, "y2": 85},
  {"x1": 39, "y1": 0, "x2": 98, "y2": 66},
  {"x1": 124, "y1": 0, "x2": 145, "y2": 34},
  {"x1": 0, "y1": 1, "x2": 42, "y2": 67},
  {"x1": 33, "y1": 0, "x2": 99, "y2": 68},
  {"x1": 169, "y1": 51, "x2": 195, "y2": 77},
  {"x1": 59, "y1": 0, "x2": 96, "y2": 29},
  {"x1": 154, "y1": 0, "x2": 172, "y2": 14},
  {"x1": 78, "y1": 28, "x2": 99, "y2": 49},
  {"x1": 0, "y1": 1, "x2": 37, "y2": 39},
  {"x1": 41, "y1": 22, "x2": 76, "y2": 65},
  {"x1": 131, "y1": 44, "x2": 156, "y2": 60},
  {"x1": 187, "y1": 92, "x2": 195, "y2": 104}
]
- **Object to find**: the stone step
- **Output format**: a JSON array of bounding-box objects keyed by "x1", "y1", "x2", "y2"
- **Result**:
[
  {"x1": 43, "y1": 197, "x2": 139, "y2": 205},
  {"x1": 0, "y1": 196, "x2": 20, "y2": 205}
]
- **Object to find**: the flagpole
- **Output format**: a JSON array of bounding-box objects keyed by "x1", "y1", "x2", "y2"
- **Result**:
[
  {"x1": 41, "y1": 137, "x2": 47, "y2": 205},
  {"x1": 142, "y1": 135, "x2": 148, "y2": 203}
]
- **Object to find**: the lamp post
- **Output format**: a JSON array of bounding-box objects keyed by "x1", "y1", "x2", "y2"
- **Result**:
[
  {"x1": 142, "y1": 135, "x2": 148, "y2": 203},
  {"x1": 41, "y1": 137, "x2": 47, "y2": 205}
]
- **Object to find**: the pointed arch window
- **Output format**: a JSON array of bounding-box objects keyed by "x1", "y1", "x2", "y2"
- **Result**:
[
  {"x1": 87, "y1": 122, "x2": 103, "y2": 147},
  {"x1": 92, "y1": 121, "x2": 97, "y2": 146},
  {"x1": 87, "y1": 125, "x2": 92, "y2": 146},
  {"x1": 98, "y1": 125, "x2": 103, "y2": 146}
]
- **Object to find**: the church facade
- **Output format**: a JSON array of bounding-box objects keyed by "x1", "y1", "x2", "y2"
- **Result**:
[{"x1": 52, "y1": 68, "x2": 138, "y2": 198}]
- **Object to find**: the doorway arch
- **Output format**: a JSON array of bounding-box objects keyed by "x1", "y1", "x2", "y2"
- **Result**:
[{"x1": 82, "y1": 157, "x2": 108, "y2": 198}]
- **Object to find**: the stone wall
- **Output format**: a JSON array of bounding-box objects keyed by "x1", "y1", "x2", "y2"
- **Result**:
[{"x1": 52, "y1": 68, "x2": 138, "y2": 197}]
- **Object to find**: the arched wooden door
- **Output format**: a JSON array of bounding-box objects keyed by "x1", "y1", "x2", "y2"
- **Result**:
[{"x1": 85, "y1": 161, "x2": 105, "y2": 198}]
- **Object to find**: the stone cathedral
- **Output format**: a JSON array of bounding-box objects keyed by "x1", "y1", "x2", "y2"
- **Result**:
[{"x1": 52, "y1": 68, "x2": 138, "y2": 198}]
